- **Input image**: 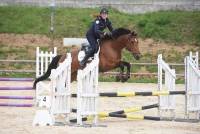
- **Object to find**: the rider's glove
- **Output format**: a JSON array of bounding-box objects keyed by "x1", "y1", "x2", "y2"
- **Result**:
[{"x1": 103, "y1": 32, "x2": 111, "y2": 36}]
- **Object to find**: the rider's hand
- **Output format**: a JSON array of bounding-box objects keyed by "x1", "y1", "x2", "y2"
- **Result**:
[
  {"x1": 103, "y1": 32, "x2": 107, "y2": 36},
  {"x1": 103, "y1": 32, "x2": 111, "y2": 36}
]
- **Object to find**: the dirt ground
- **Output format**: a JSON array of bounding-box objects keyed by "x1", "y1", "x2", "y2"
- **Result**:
[
  {"x1": 0, "y1": 33, "x2": 199, "y2": 55},
  {"x1": 0, "y1": 81, "x2": 199, "y2": 134}
]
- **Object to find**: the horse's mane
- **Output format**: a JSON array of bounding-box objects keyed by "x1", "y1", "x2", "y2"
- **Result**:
[
  {"x1": 100, "y1": 28, "x2": 131, "y2": 43},
  {"x1": 112, "y1": 28, "x2": 131, "y2": 39}
]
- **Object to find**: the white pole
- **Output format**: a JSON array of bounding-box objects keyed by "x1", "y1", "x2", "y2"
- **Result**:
[{"x1": 36, "y1": 47, "x2": 39, "y2": 77}]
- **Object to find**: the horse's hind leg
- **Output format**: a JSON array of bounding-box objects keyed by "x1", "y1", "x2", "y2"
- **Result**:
[{"x1": 71, "y1": 71, "x2": 77, "y2": 82}]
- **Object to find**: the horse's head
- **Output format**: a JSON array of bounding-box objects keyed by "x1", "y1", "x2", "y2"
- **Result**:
[
  {"x1": 125, "y1": 31, "x2": 141, "y2": 60},
  {"x1": 112, "y1": 28, "x2": 141, "y2": 60}
]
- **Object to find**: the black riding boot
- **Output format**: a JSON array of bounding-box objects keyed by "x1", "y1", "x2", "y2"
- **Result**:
[{"x1": 79, "y1": 53, "x2": 91, "y2": 69}]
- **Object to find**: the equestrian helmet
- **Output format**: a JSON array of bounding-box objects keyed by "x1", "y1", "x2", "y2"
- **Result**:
[{"x1": 100, "y1": 8, "x2": 108, "y2": 14}]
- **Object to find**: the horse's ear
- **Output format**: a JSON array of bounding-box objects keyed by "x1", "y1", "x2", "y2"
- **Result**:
[{"x1": 131, "y1": 31, "x2": 137, "y2": 36}]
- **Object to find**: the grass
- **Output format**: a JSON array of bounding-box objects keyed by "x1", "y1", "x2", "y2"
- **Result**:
[
  {"x1": 135, "y1": 11, "x2": 200, "y2": 45},
  {"x1": 0, "y1": 6, "x2": 50, "y2": 34},
  {"x1": 0, "y1": 72, "x2": 34, "y2": 78},
  {"x1": 0, "y1": 6, "x2": 200, "y2": 45},
  {"x1": 0, "y1": 44, "x2": 30, "y2": 60}
]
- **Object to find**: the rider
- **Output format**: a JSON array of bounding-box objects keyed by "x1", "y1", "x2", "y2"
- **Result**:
[{"x1": 79, "y1": 7, "x2": 114, "y2": 68}]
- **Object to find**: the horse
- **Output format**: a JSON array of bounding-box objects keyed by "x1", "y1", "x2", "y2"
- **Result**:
[{"x1": 33, "y1": 28, "x2": 141, "y2": 89}]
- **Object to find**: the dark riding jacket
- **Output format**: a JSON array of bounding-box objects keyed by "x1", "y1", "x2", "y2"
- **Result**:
[{"x1": 86, "y1": 16, "x2": 113, "y2": 39}]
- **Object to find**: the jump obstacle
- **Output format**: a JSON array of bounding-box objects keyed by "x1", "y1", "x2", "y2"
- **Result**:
[
  {"x1": 33, "y1": 49, "x2": 199, "y2": 125},
  {"x1": 0, "y1": 87, "x2": 33, "y2": 90},
  {"x1": 0, "y1": 77, "x2": 33, "y2": 81},
  {"x1": 35, "y1": 47, "x2": 58, "y2": 107},
  {"x1": 0, "y1": 47, "x2": 57, "y2": 107},
  {"x1": 70, "y1": 103, "x2": 159, "y2": 122},
  {"x1": 0, "y1": 77, "x2": 34, "y2": 107},
  {"x1": 78, "y1": 53, "x2": 199, "y2": 123},
  {"x1": 33, "y1": 51, "x2": 99, "y2": 126},
  {"x1": 71, "y1": 90, "x2": 186, "y2": 97},
  {"x1": 0, "y1": 85, "x2": 34, "y2": 107},
  {"x1": 0, "y1": 96, "x2": 33, "y2": 100},
  {"x1": 33, "y1": 53, "x2": 72, "y2": 126},
  {"x1": 70, "y1": 103, "x2": 158, "y2": 115},
  {"x1": 185, "y1": 52, "x2": 200, "y2": 119},
  {"x1": 0, "y1": 103, "x2": 33, "y2": 107},
  {"x1": 68, "y1": 54, "x2": 184, "y2": 123},
  {"x1": 70, "y1": 114, "x2": 161, "y2": 123},
  {"x1": 76, "y1": 52, "x2": 99, "y2": 125}
]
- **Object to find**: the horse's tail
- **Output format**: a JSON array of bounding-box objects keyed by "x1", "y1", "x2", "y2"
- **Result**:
[{"x1": 33, "y1": 55, "x2": 62, "y2": 89}]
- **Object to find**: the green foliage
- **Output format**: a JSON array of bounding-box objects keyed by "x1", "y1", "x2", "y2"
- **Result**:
[
  {"x1": 99, "y1": 75, "x2": 158, "y2": 83},
  {"x1": 13, "y1": 63, "x2": 23, "y2": 69},
  {"x1": 137, "y1": 19, "x2": 148, "y2": 28},
  {"x1": 0, "y1": 6, "x2": 50, "y2": 34},
  {"x1": 0, "y1": 72, "x2": 34, "y2": 78},
  {"x1": 0, "y1": 6, "x2": 199, "y2": 45},
  {"x1": 136, "y1": 11, "x2": 200, "y2": 45},
  {"x1": 146, "y1": 66, "x2": 157, "y2": 73}
]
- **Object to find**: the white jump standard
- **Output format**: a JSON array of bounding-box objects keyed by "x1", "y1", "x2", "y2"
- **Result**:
[
  {"x1": 33, "y1": 53, "x2": 72, "y2": 126},
  {"x1": 158, "y1": 54, "x2": 176, "y2": 119},
  {"x1": 35, "y1": 47, "x2": 57, "y2": 107},
  {"x1": 77, "y1": 53, "x2": 99, "y2": 126},
  {"x1": 185, "y1": 52, "x2": 200, "y2": 119}
]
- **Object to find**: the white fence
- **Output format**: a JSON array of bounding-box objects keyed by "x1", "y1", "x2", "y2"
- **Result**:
[
  {"x1": 34, "y1": 47, "x2": 100, "y2": 126},
  {"x1": 35, "y1": 47, "x2": 57, "y2": 107},
  {"x1": 77, "y1": 53, "x2": 99, "y2": 125},
  {"x1": 63, "y1": 38, "x2": 87, "y2": 47},
  {"x1": 157, "y1": 54, "x2": 176, "y2": 119},
  {"x1": 33, "y1": 53, "x2": 72, "y2": 126},
  {"x1": 36, "y1": 47, "x2": 57, "y2": 77},
  {"x1": 185, "y1": 52, "x2": 200, "y2": 119},
  {"x1": 49, "y1": 53, "x2": 72, "y2": 122}
]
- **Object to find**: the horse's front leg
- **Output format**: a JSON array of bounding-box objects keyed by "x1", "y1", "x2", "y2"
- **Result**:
[
  {"x1": 116, "y1": 62, "x2": 125, "y2": 82},
  {"x1": 119, "y1": 61, "x2": 131, "y2": 82}
]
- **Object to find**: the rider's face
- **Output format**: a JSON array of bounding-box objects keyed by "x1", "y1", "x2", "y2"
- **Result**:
[{"x1": 100, "y1": 13, "x2": 108, "y2": 20}]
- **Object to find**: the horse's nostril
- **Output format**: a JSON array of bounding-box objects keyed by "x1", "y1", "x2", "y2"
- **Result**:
[{"x1": 133, "y1": 54, "x2": 141, "y2": 60}]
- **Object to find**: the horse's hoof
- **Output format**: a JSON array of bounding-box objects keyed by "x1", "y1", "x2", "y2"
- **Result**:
[
  {"x1": 121, "y1": 76, "x2": 129, "y2": 83},
  {"x1": 115, "y1": 75, "x2": 121, "y2": 82},
  {"x1": 121, "y1": 79, "x2": 126, "y2": 83}
]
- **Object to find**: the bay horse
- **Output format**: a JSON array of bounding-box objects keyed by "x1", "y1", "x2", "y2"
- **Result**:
[{"x1": 33, "y1": 28, "x2": 141, "y2": 89}]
